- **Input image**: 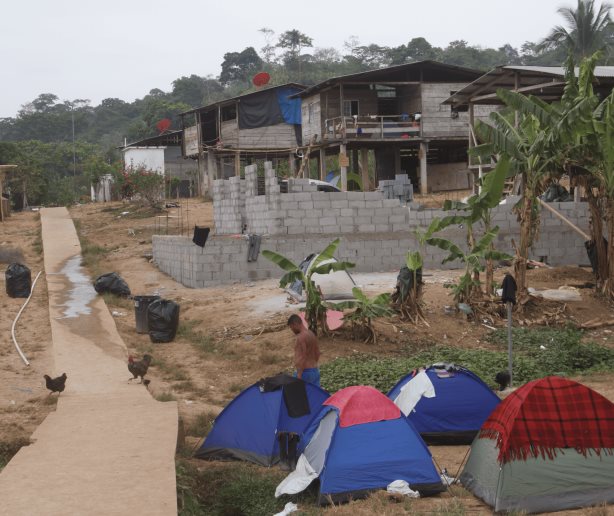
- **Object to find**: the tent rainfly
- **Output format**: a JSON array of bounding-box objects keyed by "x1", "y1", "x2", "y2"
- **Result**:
[
  {"x1": 275, "y1": 386, "x2": 445, "y2": 504},
  {"x1": 194, "y1": 374, "x2": 329, "y2": 467},
  {"x1": 461, "y1": 376, "x2": 614, "y2": 514},
  {"x1": 388, "y1": 364, "x2": 501, "y2": 444}
]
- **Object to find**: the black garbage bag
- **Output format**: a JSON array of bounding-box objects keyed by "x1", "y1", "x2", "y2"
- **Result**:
[
  {"x1": 147, "y1": 299, "x2": 180, "y2": 343},
  {"x1": 93, "y1": 272, "x2": 131, "y2": 297},
  {"x1": 5, "y1": 263, "x2": 31, "y2": 298}
]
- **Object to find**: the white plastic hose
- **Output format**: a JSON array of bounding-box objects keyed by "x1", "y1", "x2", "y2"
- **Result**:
[{"x1": 11, "y1": 270, "x2": 42, "y2": 366}]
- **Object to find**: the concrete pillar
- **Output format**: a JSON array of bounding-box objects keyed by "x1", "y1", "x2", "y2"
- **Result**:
[
  {"x1": 419, "y1": 142, "x2": 428, "y2": 195},
  {"x1": 340, "y1": 143, "x2": 348, "y2": 192},
  {"x1": 319, "y1": 147, "x2": 326, "y2": 181},
  {"x1": 360, "y1": 148, "x2": 370, "y2": 191}
]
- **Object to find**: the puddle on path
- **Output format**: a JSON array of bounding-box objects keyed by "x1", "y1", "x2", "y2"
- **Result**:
[{"x1": 59, "y1": 255, "x2": 97, "y2": 318}]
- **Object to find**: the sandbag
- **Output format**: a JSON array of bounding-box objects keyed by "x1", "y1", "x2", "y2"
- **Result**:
[
  {"x1": 93, "y1": 272, "x2": 131, "y2": 297},
  {"x1": 5, "y1": 263, "x2": 31, "y2": 298},
  {"x1": 147, "y1": 298, "x2": 180, "y2": 343}
]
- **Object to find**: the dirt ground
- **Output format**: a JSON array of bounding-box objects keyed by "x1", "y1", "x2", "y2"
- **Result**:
[
  {"x1": 0, "y1": 211, "x2": 56, "y2": 446},
  {"x1": 4, "y1": 199, "x2": 614, "y2": 514}
]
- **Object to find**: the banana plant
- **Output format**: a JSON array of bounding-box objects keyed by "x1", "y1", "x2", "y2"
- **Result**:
[
  {"x1": 427, "y1": 228, "x2": 512, "y2": 305},
  {"x1": 262, "y1": 238, "x2": 355, "y2": 335},
  {"x1": 331, "y1": 287, "x2": 393, "y2": 345}
]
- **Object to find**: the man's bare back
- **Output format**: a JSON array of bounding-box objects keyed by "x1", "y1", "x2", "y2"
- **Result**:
[{"x1": 287, "y1": 314, "x2": 321, "y2": 384}]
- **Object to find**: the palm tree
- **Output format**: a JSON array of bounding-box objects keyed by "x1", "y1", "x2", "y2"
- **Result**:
[{"x1": 538, "y1": 0, "x2": 614, "y2": 60}]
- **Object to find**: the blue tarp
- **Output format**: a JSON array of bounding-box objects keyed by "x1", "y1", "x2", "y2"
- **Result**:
[
  {"x1": 276, "y1": 87, "x2": 302, "y2": 125},
  {"x1": 388, "y1": 367, "x2": 500, "y2": 442},
  {"x1": 195, "y1": 379, "x2": 329, "y2": 466}
]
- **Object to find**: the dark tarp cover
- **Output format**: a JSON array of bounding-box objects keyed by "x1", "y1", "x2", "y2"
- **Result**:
[
  {"x1": 260, "y1": 373, "x2": 310, "y2": 418},
  {"x1": 238, "y1": 86, "x2": 303, "y2": 129}
]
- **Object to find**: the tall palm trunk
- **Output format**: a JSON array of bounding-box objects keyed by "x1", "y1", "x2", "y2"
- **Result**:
[{"x1": 586, "y1": 187, "x2": 609, "y2": 291}]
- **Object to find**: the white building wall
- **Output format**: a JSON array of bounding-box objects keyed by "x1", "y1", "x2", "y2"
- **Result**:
[{"x1": 123, "y1": 147, "x2": 166, "y2": 175}]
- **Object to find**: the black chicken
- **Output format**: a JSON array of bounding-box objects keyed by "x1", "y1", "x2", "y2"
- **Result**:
[
  {"x1": 128, "y1": 354, "x2": 152, "y2": 383},
  {"x1": 44, "y1": 373, "x2": 67, "y2": 395},
  {"x1": 495, "y1": 371, "x2": 511, "y2": 391}
]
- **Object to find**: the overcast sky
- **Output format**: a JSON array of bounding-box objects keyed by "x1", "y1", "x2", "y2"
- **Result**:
[{"x1": 1, "y1": 0, "x2": 576, "y2": 117}]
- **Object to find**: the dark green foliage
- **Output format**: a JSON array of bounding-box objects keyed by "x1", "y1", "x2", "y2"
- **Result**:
[{"x1": 320, "y1": 328, "x2": 614, "y2": 393}]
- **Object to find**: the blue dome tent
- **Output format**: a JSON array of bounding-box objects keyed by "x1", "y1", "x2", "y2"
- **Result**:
[
  {"x1": 388, "y1": 364, "x2": 501, "y2": 444},
  {"x1": 275, "y1": 386, "x2": 444, "y2": 505},
  {"x1": 194, "y1": 374, "x2": 329, "y2": 466}
]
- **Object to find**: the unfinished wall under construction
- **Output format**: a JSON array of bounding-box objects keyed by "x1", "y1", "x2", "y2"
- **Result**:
[{"x1": 153, "y1": 199, "x2": 590, "y2": 289}]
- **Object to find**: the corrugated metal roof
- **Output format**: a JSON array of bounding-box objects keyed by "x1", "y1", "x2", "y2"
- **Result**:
[
  {"x1": 444, "y1": 65, "x2": 614, "y2": 106},
  {"x1": 503, "y1": 65, "x2": 614, "y2": 78}
]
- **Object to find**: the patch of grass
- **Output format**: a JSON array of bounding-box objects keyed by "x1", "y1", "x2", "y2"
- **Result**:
[
  {"x1": 42, "y1": 395, "x2": 59, "y2": 406},
  {"x1": 432, "y1": 498, "x2": 466, "y2": 516},
  {"x1": 185, "y1": 411, "x2": 217, "y2": 437},
  {"x1": 177, "y1": 321, "x2": 216, "y2": 354},
  {"x1": 173, "y1": 380, "x2": 197, "y2": 392},
  {"x1": 152, "y1": 355, "x2": 190, "y2": 381},
  {"x1": 228, "y1": 382, "x2": 244, "y2": 395},
  {"x1": 176, "y1": 460, "x2": 316, "y2": 516},
  {"x1": 320, "y1": 327, "x2": 614, "y2": 393},
  {"x1": 0, "y1": 438, "x2": 30, "y2": 471},
  {"x1": 102, "y1": 292, "x2": 133, "y2": 311},
  {"x1": 155, "y1": 391, "x2": 176, "y2": 402}
]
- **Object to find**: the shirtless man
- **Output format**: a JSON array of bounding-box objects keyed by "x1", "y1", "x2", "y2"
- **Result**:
[{"x1": 287, "y1": 314, "x2": 321, "y2": 387}]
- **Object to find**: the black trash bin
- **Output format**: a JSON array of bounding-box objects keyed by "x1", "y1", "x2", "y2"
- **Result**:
[
  {"x1": 6, "y1": 263, "x2": 32, "y2": 298},
  {"x1": 134, "y1": 295, "x2": 160, "y2": 334}
]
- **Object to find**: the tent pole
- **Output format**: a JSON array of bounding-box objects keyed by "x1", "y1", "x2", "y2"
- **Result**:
[{"x1": 507, "y1": 301, "x2": 513, "y2": 387}]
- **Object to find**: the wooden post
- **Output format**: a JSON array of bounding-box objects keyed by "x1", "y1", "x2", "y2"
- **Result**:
[
  {"x1": 360, "y1": 148, "x2": 370, "y2": 191},
  {"x1": 234, "y1": 151, "x2": 241, "y2": 177},
  {"x1": 207, "y1": 151, "x2": 216, "y2": 181},
  {"x1": 340, "y1": 143, "x2": 348, "y2": 191},
  {"x1": 319, "y1": 147, "x2": 326, "y2": 181},
  {"x1": 394, "y1": 146, "x2": 401, "y2": 176},
  {"x1": 288, "y1": 152, "x2": 297, "y2": 177},
  {"x1": 419, "y1": 142, "x2": 428, "y2": 195}
]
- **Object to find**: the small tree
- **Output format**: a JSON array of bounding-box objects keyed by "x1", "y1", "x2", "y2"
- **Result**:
[
  {"x1": 113, "y1": 165, "x2": 165, "y2": 207},
  {"x1": 262, "y1": 239, "x2": 355, "y2": 335},
  {"x1": 332, "y1": 287, "x2": 394, "y2": 344}
]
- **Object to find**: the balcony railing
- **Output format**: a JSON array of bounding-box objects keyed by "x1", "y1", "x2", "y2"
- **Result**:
[{"x1": 324, "y1": 115, "x2": 421, "y2": 140}]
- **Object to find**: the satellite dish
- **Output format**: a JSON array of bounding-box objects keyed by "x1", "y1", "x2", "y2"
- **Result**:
[
  {"x1": 253, "y1": 72, "x2": 271, "y2": 87},
  {"x1": 156, "y1": 118, "x2": 172, "y2": 134}
]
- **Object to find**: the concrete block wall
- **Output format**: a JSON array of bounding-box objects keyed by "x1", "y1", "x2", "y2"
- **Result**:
[
  {"x1": 214, "y1": 161, "x2": 412, "y2": 237},
  {"x1": 153, "y1": 201, "x2": 591, "y2": 289}
]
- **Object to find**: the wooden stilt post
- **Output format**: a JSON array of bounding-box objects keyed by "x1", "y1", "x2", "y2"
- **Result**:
[{"x1": 360, "y1": 148, "x2": 370, "y2": 191}]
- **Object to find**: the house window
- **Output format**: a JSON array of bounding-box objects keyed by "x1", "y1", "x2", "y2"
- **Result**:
[
  {"x1": 221, "y1": 104, "x2": 237, "y2": 122},
  {"x1": 343, "y1": 100, "x2": 359, "y2": 117},
  {"x1": 450, "y1": 91, "x2": 469, "y2": 113}
]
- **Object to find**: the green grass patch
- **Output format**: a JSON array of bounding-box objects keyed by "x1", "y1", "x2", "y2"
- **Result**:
[
  {"x1": 176, "y1": 460, "x2": 316, "y2": 516},
  {"x1": 177, "y1": 321, "x2": 215, "y2": 354},
  {"x1": 320, "y1": 327, "x2": 614, "y2": 393},
  {"x1": 185, "y1": 411, "x2": 217, "y2": 437}
]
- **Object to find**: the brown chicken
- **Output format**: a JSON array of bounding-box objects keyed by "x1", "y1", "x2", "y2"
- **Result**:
[
  {"x1": 128, "y1": 354, "x2": 152, "y2": 383},
  {"x1": 44, "y1": 373, "x2": 67, "y2": 395}
]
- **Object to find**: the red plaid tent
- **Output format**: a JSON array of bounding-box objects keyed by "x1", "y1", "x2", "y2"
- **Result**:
[{"x1": 480, "y1": 376, "x2": 614, "y2": 463}]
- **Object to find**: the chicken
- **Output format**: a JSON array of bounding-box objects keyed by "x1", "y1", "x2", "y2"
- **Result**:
[
  {"x1": 128, "y1": 354, "x2": 152, "y2": 383},
  {"x1": 44, "y1": 373, "x2": 67, "y2": 395}
]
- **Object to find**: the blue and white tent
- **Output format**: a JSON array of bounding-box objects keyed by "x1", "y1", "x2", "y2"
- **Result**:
[
  {"x1": 194, "y1": 374, "x2": 329, "y2": 466},
  {"x1": 276, "y1": 386, "x2": 444, "y2": 504},
  {"x1": 388, "y1": 364, "x2": 501, "y2": 444}
]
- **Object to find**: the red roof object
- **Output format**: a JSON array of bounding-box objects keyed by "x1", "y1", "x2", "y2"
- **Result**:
[
  {"x1": 299, "y1": 310, "x2": 344, "y2": 332},
  {"x1": 480, "y1": 376, "x2": 614, "y2": 463},
  {"x1": 325, "y1": 386, "x2": 401, "y2": 427},
  {"x1": 156, "y1": 118, "x2": 172, "y2": 134},
  {"x1": 253, "y1": 72, "x2": 271, "y2": 87}
]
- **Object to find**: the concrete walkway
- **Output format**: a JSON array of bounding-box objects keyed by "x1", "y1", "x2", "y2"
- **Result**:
[{"x1": 0, "y1": 208, "x2": 178, "y2": 515}]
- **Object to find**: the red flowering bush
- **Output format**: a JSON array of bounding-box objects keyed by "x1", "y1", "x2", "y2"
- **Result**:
[{"x1": 113, "y1": 165, "x2": 164, "y2": 207}]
